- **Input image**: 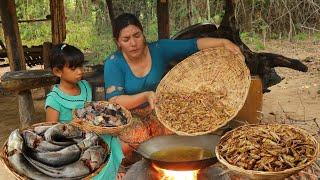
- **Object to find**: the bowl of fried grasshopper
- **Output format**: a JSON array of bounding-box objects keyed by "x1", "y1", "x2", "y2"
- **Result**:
[{"x1": 215, "y1": 124, "x2": 319, "y2": 180}]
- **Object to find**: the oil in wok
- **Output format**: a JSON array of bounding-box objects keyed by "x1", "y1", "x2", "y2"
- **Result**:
[{"x1": 150, "y1": 146, "x2": 213, "y2": 162}]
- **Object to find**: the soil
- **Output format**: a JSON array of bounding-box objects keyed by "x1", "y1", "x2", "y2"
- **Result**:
[{"x1": 0, "y1": 39, "x2": 319, "y2": 178}]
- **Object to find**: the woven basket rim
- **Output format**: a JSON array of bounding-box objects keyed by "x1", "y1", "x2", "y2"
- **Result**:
[
  {"x1": 215, "y1": 124, "x2": 320, "y2": 178},
  {"x1": 0, "y1": 122, "x2": 109, "y2": 179},
  {"x1": 72, "y1": 101, "x2": 133, "y2": 135},
  {"x1": 155, "y1": 47, "x2": 251, "y2": 136}
]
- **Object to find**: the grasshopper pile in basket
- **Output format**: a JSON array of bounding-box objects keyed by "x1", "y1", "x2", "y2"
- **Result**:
[
  {"x1": 157, "y1": 89, "x2": 235, "y2": 134},
  {"x1": 217, "y1": 124, "x2": 317, "y2": 172}
]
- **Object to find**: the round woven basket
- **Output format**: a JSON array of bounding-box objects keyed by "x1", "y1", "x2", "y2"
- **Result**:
[
  {"x1": 72, "y1": 101, "x2": 133, "y2": 136},
  {"x1": 0, "y1": 122, "x2": 109, "y2": 180},
  {"x1": 215, "y1": 124, "x2": 319, "y2": 180},
  {"x1": 155, "y1": 47, "x2": 251, "y2": 136}
]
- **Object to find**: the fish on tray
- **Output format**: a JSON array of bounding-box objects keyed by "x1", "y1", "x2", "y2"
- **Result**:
[
  {"x1": 4, "y1": 123, "x2": 109, "y2": 179},
  {"x1": 74, "y1": 101, "x2": 129, "y2": 127}
]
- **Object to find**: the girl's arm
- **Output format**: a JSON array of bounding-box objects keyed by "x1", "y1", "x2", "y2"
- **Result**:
[
  {"x1": 46, "y1": 107, "x2": 59, "y2": 123},
  {"x1": 110, "y1": 91, "x2": 155, "y2": 110},
  {"x1": 197, "y1": 38, "x2": 242, "y2": 55}
]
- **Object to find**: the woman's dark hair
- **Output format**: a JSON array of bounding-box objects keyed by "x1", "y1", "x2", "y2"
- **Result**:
[
  {"x1": 113, "y1": 13, "x2": 143, "y2": 40},
  {"x1": 49, "y1": 43, "x2": 84, "y2": 70}
]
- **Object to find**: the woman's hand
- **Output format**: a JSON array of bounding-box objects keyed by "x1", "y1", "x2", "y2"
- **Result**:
[
  {"x1": 223, "y1": 39, "x2": 242, "y2": 55},
  {"x1": 109, "y1": 92, "x2": 158, "y2": 110},
  {"x1": 197, "y1": 38, "x2": 242, "y2": 55},
  {"x1": 145, "y1": 91, "x2": 157, "y2": 109}
]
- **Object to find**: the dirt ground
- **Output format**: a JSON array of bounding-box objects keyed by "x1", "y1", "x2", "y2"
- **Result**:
[{"x1": 0, "y1": 39, "x2": 319, "y2": 178}]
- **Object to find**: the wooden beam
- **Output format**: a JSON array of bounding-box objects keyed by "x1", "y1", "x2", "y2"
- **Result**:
[
  {"x1": 0, "y1": 0, "x2": 35, "y2": 128},
  {"x1": 50, "y1": 0, "x2": 66, "y2": 44},
  {"x1": 157, "y1": 0, "x2": 169, "y2": 39},
  {"x1": 0, "y1": 0, "x2": 26, "y2": 71},
  {"x1": 0, "y1": 18, "x2": 51, "y2": 24}
]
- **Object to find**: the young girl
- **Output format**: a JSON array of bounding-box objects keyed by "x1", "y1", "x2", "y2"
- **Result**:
[{"x1": 45, "y1": 43, "x2": 124, "y2": 180}]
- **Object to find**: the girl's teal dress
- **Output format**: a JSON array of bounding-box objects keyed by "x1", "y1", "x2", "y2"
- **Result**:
[{"x1": 45, "y1": 80, "x2": 124, "y2": 180}]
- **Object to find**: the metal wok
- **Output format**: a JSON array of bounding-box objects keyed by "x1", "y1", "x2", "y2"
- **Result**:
[{"x1": 136, "y1": 134, "x2": 221, "y2": 171}]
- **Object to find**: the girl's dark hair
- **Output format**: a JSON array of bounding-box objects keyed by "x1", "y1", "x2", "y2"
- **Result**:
[
  {"x1": 49, "y1": 43, "x2": 84, "y2": 70},
  {"x1": 113, "y1": 13, "x2": 143, "y2": 40}
]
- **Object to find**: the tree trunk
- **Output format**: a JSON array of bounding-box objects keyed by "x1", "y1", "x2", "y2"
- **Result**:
[
  {"x1": 75, "y1": 0, "x2": 82, "y2": 16},
  {"x1": 187, "y1": 0, "x2": 192, "y2": 26},
  {"x1": 106, "y1": 0, "x2": 115, "y2": 32},
  {"x1": 50, "y1": 0, "x2": 66, "y2": 45},
  {"x1": 207, "y1": 0, "x2": 211, "y2": 21},
  {"x1": 83, "y1": 0, "x2": 89, "y2": 17},
  {"x1": 157, "y1": 0, "x2": 169, "y2": 39}
]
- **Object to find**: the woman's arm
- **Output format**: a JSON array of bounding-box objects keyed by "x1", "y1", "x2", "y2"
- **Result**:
[
  {"x1": 197, "y1": 38, "x2": 242, "y2": 55},
  {"x1": 46, "y1": 107, "x2": 59, "y2": 123},
  {"x1": 109, "y1": 91, "x2": 156, "y2": 110}
]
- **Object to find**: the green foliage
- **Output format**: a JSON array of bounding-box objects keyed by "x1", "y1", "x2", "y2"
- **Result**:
[
  {"x1": 293, "y1": 33, "x2": 308, "y2": 41},
  {"x1": 19, "y1": 23, "x2": 51, "y2": 46},
  {"x1": 145, "y1": 19, "x2": 158, "y2": 42},
  {"x1": 213, "y1": 14, "x2": 223, "y2": 25},
  {"x1": 65, "y1": 20, "x2": 116, "y2": 64},
  {"x1": 15, "y1": 0, "x2": 50, "y2": 20},
  {"x1": 314, "y1": 32, "x2": 320, "y2": 41},
  {"x1": 240, "y1": 32, "x2": 265, "y2": 51}
]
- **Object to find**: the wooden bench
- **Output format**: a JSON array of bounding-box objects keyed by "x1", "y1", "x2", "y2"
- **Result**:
[{"x1": 0, "y1": 64, "x2": 106, "y2": 99}]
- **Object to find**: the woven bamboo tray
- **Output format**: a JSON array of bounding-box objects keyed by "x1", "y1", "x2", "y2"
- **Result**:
[
  {"x1": 215, "y1": 124, "x2": 319, "y2": 180},
  {"x1": 72, "y1": 101, "x2": 133, "y2": 136},
  {"x1": 0, "y1": 122, "x2": 109, "y2": 180},
  {"x1": 155, "y1": 47, "x2": 251, "y2": 136}
]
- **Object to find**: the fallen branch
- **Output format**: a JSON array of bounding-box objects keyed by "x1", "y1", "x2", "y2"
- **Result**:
[
  {"x1": 171, "y1": 0, "x2": 308, "y2": 93},
  {"x1": 300, "y1": 25, "x2": 320, "y2": 32}
]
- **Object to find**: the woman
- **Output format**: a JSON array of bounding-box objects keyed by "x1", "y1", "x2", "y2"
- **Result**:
[{"x1": 104, "y1": 13, "x2": 242, "y2": 164}]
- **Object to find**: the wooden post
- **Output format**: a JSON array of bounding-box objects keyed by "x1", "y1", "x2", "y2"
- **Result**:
[
  {"x1": 235, "y1": 76, "x2": 263, "y2": 124},
  {"x1": 157, "y1": 0, "x2": 169, "y2": 39},
  {"x1": 0, "y1": 0, "x2": 26, "y2": 71},
  {"x1": 0, "y1": 0, "x2": 35, "y2": 128},
  {"x1": 42, "y1": 42, "x2": 53, "y2": 95},
  {"x1": 50, "y1": 0, "x2": 66, "y2": 45},
  {"x1": 42, "y1": 42, "x2": 52, "y2": 70}
]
